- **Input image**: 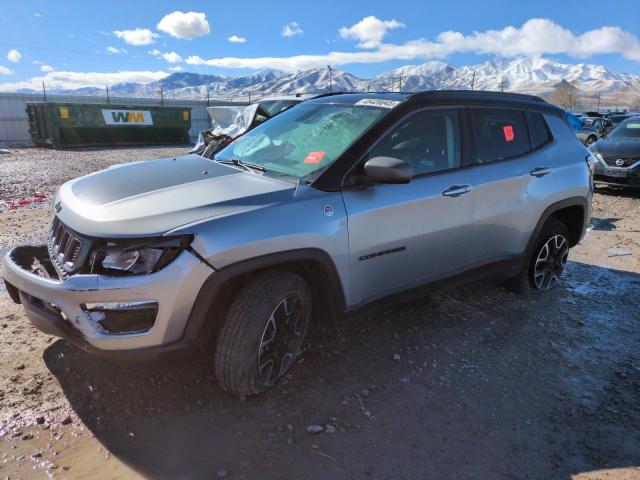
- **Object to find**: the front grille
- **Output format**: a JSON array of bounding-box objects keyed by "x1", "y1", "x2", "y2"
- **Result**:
[
  {"x1": 48, "y1": 217, "x2": 89, "y2": 276},
  {"x1": 602, "y1": 156, "x2": 639, "y2": 168}
]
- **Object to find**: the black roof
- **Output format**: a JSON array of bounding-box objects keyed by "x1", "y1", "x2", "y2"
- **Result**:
[
  {"x1": 306, "y1": 90, "x2": 561, "y2": 115},
  {"x1": 306, "y1": 92, "x2": 409, "y2": 104}
]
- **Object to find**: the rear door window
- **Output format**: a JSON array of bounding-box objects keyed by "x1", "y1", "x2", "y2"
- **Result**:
[
  {"x1": 527, "y1": 112, "x2": 552, "y2": 149},
  {"x1": 469, "y1": 108, "x2": 531, "y2": 163}
]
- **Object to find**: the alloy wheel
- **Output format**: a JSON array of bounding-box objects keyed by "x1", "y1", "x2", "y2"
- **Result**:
[
  {"x1": 533, "y1": 234, "x2": 569, "y2": 291},
  {"x1": 257, "y1": 294, "x2": 307, "y2": 385}
]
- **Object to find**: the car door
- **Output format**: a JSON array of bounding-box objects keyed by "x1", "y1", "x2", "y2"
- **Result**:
[
  {"x1": 466, "y1": 108, "x2": 556, "y2": 265},
  {"x1": 340, "y1": 108, "x2": 476, "y2": 306}
]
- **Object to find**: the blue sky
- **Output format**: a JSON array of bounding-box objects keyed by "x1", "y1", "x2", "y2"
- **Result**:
[{"x1": 0, "y1": 0, "x2": 639, "y2": 90}]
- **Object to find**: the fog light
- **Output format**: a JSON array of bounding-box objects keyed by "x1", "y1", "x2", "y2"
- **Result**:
[{"x1": 84, "y1": 301, "x2": 158, "y2": 334}]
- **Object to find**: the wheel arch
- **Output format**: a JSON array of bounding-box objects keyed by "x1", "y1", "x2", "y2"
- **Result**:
[
  {"x1": 526, "y1": 197, "x2": 589, "y2": 254},
  {"x1": 182, "y1": 248, "x2": 347, "y2": 347}
]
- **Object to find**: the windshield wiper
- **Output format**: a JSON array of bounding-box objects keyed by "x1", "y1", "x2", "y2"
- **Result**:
[{"x1": 216, "y1": 158, "x2": 267, "y2": 173}]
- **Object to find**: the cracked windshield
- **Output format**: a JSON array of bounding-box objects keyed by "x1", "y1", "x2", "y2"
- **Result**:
[{"x1": 215, "y1": 103, "x2": 387, "y2": 178}]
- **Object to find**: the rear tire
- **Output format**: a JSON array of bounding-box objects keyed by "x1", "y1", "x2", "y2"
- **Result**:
[
  {"x1": 508, "y1": 219, "x2": 570, "y2": 293},
  {"x1": 585, "y1": 135, "x2": 597, "y2": 146},
  {"x1": 214, "y1": 270, "x2": 312, "y2": 396}
]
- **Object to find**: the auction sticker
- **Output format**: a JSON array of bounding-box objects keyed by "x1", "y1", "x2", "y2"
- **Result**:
[
  {"x1": 323, "y1": 205, "x2": 334, "y2": 217},
  {"x1": 355, "y1": 99, "x2": 401, "y2": 108},
  {"x1": 502, "y1": 125, "x2": 515, "y2": 142},
  {"x1": 304, "y1": 151, "x2": 326, "y2": 164}
]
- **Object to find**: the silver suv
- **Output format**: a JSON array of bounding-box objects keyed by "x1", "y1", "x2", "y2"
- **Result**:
[{"x1": 2, "y1": 92, "x2": 593, "y2": 396}]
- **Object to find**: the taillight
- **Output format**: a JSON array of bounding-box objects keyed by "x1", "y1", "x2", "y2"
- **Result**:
[{"x1": 585, "y1": 154, "x2": 595, "y2": 175}]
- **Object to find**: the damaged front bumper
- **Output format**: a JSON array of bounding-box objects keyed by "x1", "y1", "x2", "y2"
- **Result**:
[{"x1": 2, "y1": 245, "x2": 213, "y2": 359}]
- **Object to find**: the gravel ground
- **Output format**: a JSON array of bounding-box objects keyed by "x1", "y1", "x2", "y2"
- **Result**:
[
  {"x1": 0, "y1": 148, "x2": 639, "y2": 479},
  {"x1": 0, "y1": 146, "x2": 188, "y2": 212}
]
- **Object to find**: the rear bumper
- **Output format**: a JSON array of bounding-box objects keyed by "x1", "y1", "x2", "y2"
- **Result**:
[{"x1": 2, "y1": 245, "x2": 213, "y2": 359}]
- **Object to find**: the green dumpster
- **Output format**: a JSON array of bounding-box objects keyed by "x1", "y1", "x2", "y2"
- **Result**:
[{"x1": 26, "y1": 102, "x2": 192, "y2": 148}]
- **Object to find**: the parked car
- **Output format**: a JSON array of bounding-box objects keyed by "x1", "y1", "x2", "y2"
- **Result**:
[
  {"x1": 583, "y1": 116, "x2": 611, "y2": 136},
  {"x1": 190, "y1": 94, "x2": 315, "y2": 157},
  {"x1": 609, "y1": 113, "x2": 633, "y2": 128},
  {"x1": 2, "y1": 91, "x2": 592, "y2": 396},
  {"x1": 566, "y1": 112, "x2": 599, "y2": 146},
  {"x1": 589, "y1": 116, "x2": 640, "y2": 188}
]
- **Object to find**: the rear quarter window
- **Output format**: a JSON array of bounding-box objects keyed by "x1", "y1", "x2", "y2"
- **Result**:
[
  {"x1": 527, "y1": 112, "x2": 552, "y2": 149},
  {"x1": 469, "y1": 108, "x2": 531, "y2": 163}
]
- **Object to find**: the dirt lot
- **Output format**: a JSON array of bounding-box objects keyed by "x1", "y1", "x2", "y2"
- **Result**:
[{"x1": 0, "y1": 148, "x2": 639, "y2": 479}]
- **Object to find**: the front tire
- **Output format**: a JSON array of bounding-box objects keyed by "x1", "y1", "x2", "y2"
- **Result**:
[
  {"x1": 585, "y1": 135, "x2": 597, "y2": 147},
  {"x1": 215, "y1": 270, "x2": 312, "y2": 396},
  {"x1": 509, "y1": 219, "x2": 570, "y2": 292}
]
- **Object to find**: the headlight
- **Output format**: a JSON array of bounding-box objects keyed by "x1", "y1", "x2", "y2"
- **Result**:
[
  {"x1": 591, "y1": 151, "x2": 606, "y2": 165},
  {"x1": 91, "y1": 235, "x2": 192, "y2": 275}
]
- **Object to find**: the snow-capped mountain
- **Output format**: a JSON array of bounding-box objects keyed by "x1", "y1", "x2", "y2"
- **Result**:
[{"x1": 20, "y1": 58, "x2": 640, "y2": 104}]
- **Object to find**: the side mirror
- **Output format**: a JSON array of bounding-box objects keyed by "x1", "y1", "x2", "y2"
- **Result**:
[{"x1": 362, "y1": 156, "x2": 412, "y2": 184}]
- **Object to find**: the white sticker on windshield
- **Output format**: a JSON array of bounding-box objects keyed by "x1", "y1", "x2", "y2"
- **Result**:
[
  {"x1": 355, "y1": 99, "x2": 401, "y2": 109},
  {"x1": 627, "y1": 123, "x2": 640, "y2": 129}
]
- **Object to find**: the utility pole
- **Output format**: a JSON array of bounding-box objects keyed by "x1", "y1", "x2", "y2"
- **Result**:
[
  {"x1": 160, "y1": 87, "x2": 164, "y2": 105},
  {"x1": 106, "y1": 85, "x2": 110, "y2": 104},
  {"x1": 327, "y1": 65, "x2": 334, "y2": 93},
  {"x1": 42, "y1": 81, "x2": 47, "y2": 102},
  {"x1": 397, "y1": 75, "x2": 403, "y2": 92},
  {"x1": 597, "y1": 91, "x2": 601, "y2": 112},
  {"x1": 471, "y1": 71, "x2": 475, "y2": 91},
  {"x1": 206, "y1": 88, "x2": 210, "y2": 107},
  {"x1": 500, "y1": 79, "x2": 504, "y2": 92}
]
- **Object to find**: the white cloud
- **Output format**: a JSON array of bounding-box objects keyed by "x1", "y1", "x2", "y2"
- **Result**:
[
  {"x1": 435, "y1": 18, "x2": 640, "y2": 61},
  {"x1": 0, "y1": 70, "x2": 168, "y2": 92},
  {"x1": 148, "y1": 49, "x2": 182, "y2": 63},
  {"x1": 157, "y1": 11, "x2": 210, "y2": 40},
  {"x1": 33, "y1": 13, "x2": 42, "y2": 18},
  {"x1": 282, "y1": 22, "x2": 303, "y2": 38},
  {"x1": 0, "y1": 66, "x2": 13, "y2": 75},
  {"x1": 7, "y1": 49, "x2": 22, "y2": 63},
  {"x1": 228, "y1": 35, "x2": 247, "y2": 44},
  {"x1": 40, "y1": 65, "x2": 55, "y2": 72},
  {"x1": 187, "y1": 18, "x2": 640, "y2": 71},
  {"x1": 106, "y1": 46, "x2": 127, "y2": 54},
  {"x1": 339, "y1": 16, "x2": 404, "y2": 49},
  {"x1": 169, "y1": 66, "x2": 183, "y2": 72},
  {"x1": 162, "y1": 51, "x2": 182, "y2": 63},
  {"x1": 32, "y1": 60, "x2": 43, "y2": 65},
  {"x1": 113, "y1": 28, "x2": 159, "y2": 46}
]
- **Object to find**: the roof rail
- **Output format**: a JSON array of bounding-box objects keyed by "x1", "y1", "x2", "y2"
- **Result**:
[{"x1": 407, "y1": 89, "x2": 546, "y2": 103}]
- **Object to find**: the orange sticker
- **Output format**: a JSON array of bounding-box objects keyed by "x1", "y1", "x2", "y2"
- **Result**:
[
  {"x1": 304, "y1": 151, "x2": 326, "y2": 164},
  {"x1": 502, "y1": 125, "x2": 515, "y2": 142}
]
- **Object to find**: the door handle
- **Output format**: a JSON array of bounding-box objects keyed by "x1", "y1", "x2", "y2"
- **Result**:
[
  {"x1": 442, "y1": 184, "x2": 472, "y2": 197},
  {"x1": 530, "y1": 166, "x2": 551, "y2": 177}
]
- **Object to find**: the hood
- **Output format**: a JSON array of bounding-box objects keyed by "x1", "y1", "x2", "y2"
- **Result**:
[
  {"x1": 55, "y1": 154, "x2": 295, "y2": 237},
  {"x1": 590, "y1": 139, "x2": 640, "y2": 158}
]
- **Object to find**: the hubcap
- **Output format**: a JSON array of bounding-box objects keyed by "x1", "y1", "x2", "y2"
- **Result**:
[
  {"x1": 257, "y1": 295, "x2": 306, "y2": 385},
  {"x1": 533, "y1": 234, "x2": 569, "y2": 291}
]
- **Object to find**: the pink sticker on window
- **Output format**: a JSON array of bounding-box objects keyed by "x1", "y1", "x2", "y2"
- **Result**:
[
  {"x1": 304, "y1": 151, "x2": 326, "y2": 164},
  {"x1": 503, "y1": 125, "x2": 515, "y2": 142}
]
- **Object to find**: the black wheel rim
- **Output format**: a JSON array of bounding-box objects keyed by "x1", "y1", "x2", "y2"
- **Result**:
[
  {"x1": 533, "y1": 234, "x2": 569, "y2": 291},
  {"x1": 257, "y1": 294, "x2": 306, "y2": 385}
]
